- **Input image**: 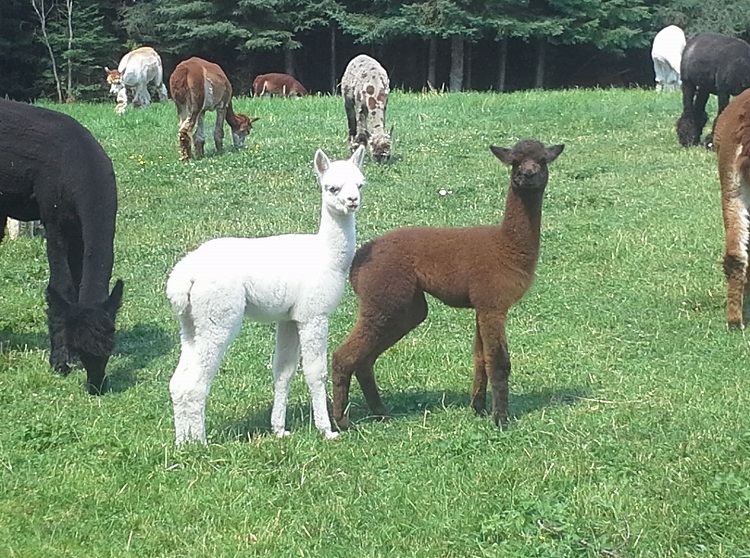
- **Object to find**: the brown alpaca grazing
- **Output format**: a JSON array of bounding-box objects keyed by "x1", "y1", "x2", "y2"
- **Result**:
[
  {"x1": 169, "y1": 57, "x2": 259, "y2": 161},
  {"x1": 253, "y1": 73, "x2": 308, "y2": 97},
  {"x1": 713, "y1": 87, "x2": 750, "y2": 328},
  {"x1": 331, "y1": 139, "x2": 564, "y2": 430}
]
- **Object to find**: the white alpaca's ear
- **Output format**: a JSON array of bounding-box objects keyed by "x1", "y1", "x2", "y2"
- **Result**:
[
  {"x1": 349, "y1": 144, "x2": 366, "y2": 169},
  {"x1": 314, "y1": 149, "x2": 330, "y2": 178}
]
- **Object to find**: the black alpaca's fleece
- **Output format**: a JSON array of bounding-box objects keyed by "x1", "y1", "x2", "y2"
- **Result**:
[
  {"x1": 677, "y1": 33, "x2": 750, "y2": 147},
  {"x1": 0, "y1": 99, "x2": 123, "y2": 394}
]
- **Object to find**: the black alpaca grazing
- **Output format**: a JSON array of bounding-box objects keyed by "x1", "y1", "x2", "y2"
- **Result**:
[
  {"x1": 676, "y1": 32, "x2": 750, "y2": 148},
  {"x1": 0, "y1": 99, "x2": 123, "y2": 394}
]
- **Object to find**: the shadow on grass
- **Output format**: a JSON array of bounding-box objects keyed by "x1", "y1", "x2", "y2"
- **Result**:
[
  {"x1": 343, "y1": 387, "x2": 588, "y2": 426},
  {"x1": 0, "y1": 328, "x2": 48, "y2": 354},
  {"x1": 0, "y1": 323, "x2": 173, "y2": 394},
  {"x1": 215, "y1": 386, "x2": 588, "y2": 442},
  {"x1": 106, "y1": 322, "x2": 174, "y2": 393}
]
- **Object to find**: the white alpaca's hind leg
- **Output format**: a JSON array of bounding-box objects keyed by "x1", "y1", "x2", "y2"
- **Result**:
[
  {"x1": 298, "y1": 317, "x2": 338, "y2": 439},
  {"x1": 135, "y1": 83, "x2": 151, "y2": 107},
  {"x1": 270, "y1": 321, "x2": 300, "y2": 437},
  {"x1": 169, "y1": 283, "x2": 245, "y2": 444}
]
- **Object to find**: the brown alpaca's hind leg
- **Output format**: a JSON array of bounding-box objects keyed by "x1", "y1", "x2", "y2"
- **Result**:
[
  {"x1": 476, "y1": 310, "x2": 511, "y2": 428},
  {"x1": 332, "y1": 291, "x2": 428, "y2": 429}
]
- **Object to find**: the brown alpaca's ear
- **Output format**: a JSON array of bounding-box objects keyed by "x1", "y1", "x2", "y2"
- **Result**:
[
  {"x1": 104, "y1": 67, "x2": 111, "y2": 74},
  {"x1": 490, "y1": 145, "x2": 514, "y2": 165},
  {"x1": 545, "y1": 144, "x2": 565, "y2": 163},
  {"x1": 104, "y1": 279, "x2": 124, "y2": 318},
  {"x1": 250, "y1": 117, "x2": 260, "y2": 124}
]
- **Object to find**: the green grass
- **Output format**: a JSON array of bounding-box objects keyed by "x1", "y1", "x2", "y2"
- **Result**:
[{"x1": 1, "y1": 88, "x2": 749, "y2": 557}]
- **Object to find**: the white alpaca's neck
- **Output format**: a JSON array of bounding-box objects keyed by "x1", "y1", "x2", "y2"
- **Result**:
[{"x1": 317, "y1": 205, "x2": 357, "y2": 272}]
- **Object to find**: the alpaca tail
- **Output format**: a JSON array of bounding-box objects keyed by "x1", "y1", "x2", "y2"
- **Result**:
[{"x1": 166, "y1": 259, "x2": 194, "y2": 317}]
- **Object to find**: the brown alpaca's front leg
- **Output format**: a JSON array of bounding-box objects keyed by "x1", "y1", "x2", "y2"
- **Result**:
[
  {"x1": 214, "y1": 108, "x2": 227, "y2": 153},
  {"x1": 477, "y1": 311, "x2": 511, "y2": 428},
  {"x1": 722, "y1": 189, "x2": 749, "y2": 328},
  {"x1": 470, "y1": 318, "x2": 488, "y2": 415}
]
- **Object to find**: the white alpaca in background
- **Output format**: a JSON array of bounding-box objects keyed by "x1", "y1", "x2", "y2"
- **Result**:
[
  {"x1": 167, "y1": 146, "x2": 366, "y2": 444},
  {"x1": 651, "y1": 25, "x2": 686, "y2": 92}
]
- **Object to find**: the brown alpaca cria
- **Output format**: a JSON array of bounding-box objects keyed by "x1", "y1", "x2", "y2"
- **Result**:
[
  {"x1": 331, "y1": 140, "x2": 564, "y2": 430},
  {"x1": 253, "y1": 73, "x2": 308, "y2": 97},
  {"x1": 713, "y1": 87, "x2": 750, "y2": 328},
  {"x1": 169, "y1": 57, "x2": 259, "y2": 161}
]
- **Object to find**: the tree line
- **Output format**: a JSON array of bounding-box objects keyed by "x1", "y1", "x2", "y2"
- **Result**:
[{"x1": 1, "y1": 0, "x2": 749, "y2": 102}]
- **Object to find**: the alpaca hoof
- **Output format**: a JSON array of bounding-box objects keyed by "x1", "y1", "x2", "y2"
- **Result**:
[
  {"x1": 51, "y1": 351, "x2": 72, "y2": 376},
  {"x1": 471, "y1": 400, "x2": 488, "y2": 415},
  {"x1": 274, "y1": 429, "x2": 291, "y2": 438},
  {"x1": 86, "y1": 377, "x2": 108, "y2": 395},
  {"x1": 334, "y1": 416, "x2": 353, "y2": 431},
  {"x1": 728, "y1": 320, "x2": 745, "y2": 330},
  {"x1": 323, "y1": 430, "x2": 340, "y2": 440},
  {"x1": 493, "y1": 412, "x2": 509, "y2": 430}
]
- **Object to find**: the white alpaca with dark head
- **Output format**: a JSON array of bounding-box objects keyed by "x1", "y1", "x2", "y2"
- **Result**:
[{"x1": 167, "y1": 146, "x2": 366, "y2": 444}]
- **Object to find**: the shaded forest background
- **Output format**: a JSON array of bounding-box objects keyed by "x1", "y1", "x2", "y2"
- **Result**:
[{"x1": 1, "y1": 0, "x2": 749, "y2": 102}]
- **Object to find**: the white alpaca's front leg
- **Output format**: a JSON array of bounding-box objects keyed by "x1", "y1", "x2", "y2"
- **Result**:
[
  {"x1": 299, "y1": 317, "x2": 338, "y2": 440},
  {"x1": 271, "y1": 321, "x2": 300, "y2": 437}
]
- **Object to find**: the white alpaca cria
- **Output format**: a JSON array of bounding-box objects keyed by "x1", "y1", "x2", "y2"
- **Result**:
[{"x1": 167, "y1": 146, "x2": 366, "y2": 444}]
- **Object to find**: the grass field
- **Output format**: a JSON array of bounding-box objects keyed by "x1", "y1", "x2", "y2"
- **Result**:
[{"x1": 1, "y1": 88, "x2": 749, "y2": 557}]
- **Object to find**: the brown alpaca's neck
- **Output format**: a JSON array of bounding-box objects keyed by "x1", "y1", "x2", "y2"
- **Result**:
[
  {"x1": 225, "y1": 103, "x2": 241, "y2": 131},
  {"x1": 498, "y1": 186, "x2": 544, "y2": 268}
]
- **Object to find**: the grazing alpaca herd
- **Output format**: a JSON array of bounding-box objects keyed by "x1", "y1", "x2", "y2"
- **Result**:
[{"x1": 2, "y1": 30, "x2": 750, "y2": 444}]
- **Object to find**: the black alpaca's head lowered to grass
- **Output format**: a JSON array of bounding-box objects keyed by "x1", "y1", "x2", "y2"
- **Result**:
[{"x1": 0, "y1": 99, "x2": 123, "y2": 395}]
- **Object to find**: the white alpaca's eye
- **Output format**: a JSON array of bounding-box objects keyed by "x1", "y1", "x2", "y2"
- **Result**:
[{"x1": 328, "y1": 185, "x2": 341, "y2": 194}]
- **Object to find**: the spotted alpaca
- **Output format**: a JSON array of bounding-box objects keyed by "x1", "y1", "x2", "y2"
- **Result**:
[{"x1": 342, "y1": 54, "x2": 392, "y2": 163}]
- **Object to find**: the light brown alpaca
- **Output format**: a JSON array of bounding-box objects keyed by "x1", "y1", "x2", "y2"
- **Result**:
[
  {"x1": 714, "y1": 87, "x2": 750, "y2": 328},
  {"x1": 253, "y1": 73, "x2": 308, "y2": 97},
  {"x1": 169, "y1": 57, "x2": 259, "y2": 161},
  {"x1": 332, "y1": 140, "x2": 564, "y2": 430}
]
